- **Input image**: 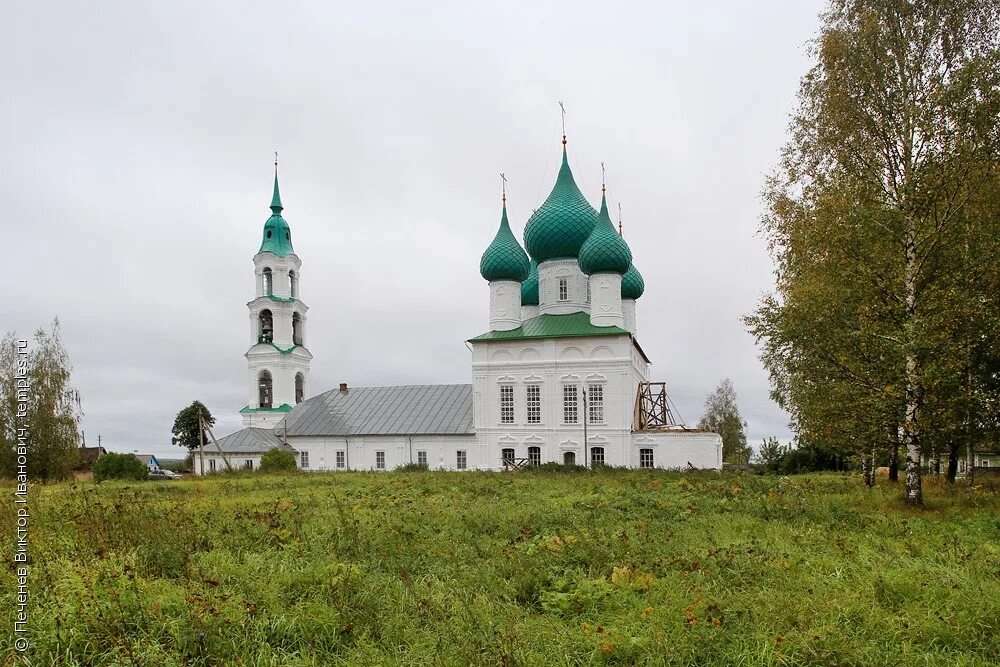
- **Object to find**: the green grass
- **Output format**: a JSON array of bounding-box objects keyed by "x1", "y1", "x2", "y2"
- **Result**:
[{"x1": 2, "y1": 471, "x2": 999, "y2": 665}]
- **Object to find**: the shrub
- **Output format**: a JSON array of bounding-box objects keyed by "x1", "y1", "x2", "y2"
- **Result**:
[
  {"x1": 259, "y1": 448, "x2": 298, "y2": 473},
  {"x1": 91, "y1": 453, "x2": 148, "y2": 482},
  {"x1": 397, "y1": 462, "x2": 429, "y2": 472}
]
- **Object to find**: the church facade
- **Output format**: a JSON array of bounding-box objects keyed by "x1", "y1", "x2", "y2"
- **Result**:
[{"x1": 195, "y1": 137, "x2": 722, "y2": 474}]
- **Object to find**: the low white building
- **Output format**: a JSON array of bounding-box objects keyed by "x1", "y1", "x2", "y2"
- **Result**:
[{"x1": 195, "y1": 138, "x2": 722, "y2": 474}]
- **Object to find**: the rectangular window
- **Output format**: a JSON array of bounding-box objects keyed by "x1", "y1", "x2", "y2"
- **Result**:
[
  {"x1": 587, "y1": 384, "x2": 604, "y2": 424},
  {"x1": 244, "y1": 459, "x2": 253, "y2": 470},
  {"x1": 528, "y1": 446, "x2": 541, "y2": 466},
  {"x1": 457, "y1": 450, "x2": 467, "y2": 470},
  {"x1": 336, "y1": 450, "x2": 346, "y2": 469},
  {"x1": 300, "y1": 451, "x2": 309, "y2": 469},
  {"x1": 563, "y1": 385, "x2": 578, "y2": 424},
  {"x1": 500, "y1": 384, "x2": 514, "y2": 424},
  {"x1": 417, "y1": 450, "x2": 428, "y2": 466},
  {"x1": 375, "y1": 451, "x2": 385, "y2": 470},
  {"x1": 208, "y1": 459, "x2": 216, "y2": 473},
  {"x1": 526, "y1": 385, "x2": 541, "y2": 424},
  {"x1": 558, "y1": 278, "x2": 568, "y2": 301},
  {"x1": 590, "y1": 447, "x2": 605, "y2": 466},
  {"x1": 640, "y1": 448, "x2": 654, "y2": 469},
  {"x1": 501, "y1": 448, "x2": 515, "y2": 465}
]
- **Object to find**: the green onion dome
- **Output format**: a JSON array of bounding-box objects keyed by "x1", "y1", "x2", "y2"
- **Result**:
[
  {"x1": 622, "y1": 262, "x2": 645, "y2": 299},
  {"x1": 259, "y1": 171, "x2": 294, "y2": 256},
  {"x1": 578, "y1": 190, "x2": 632, "y2": 275},
  {"x1": 523, "y1": 141, "x2": 598, "y2": 263},
  {"x1": 521, "y1": 260, "x2": 539, "y2": 306},
  {"x1": 480, "y1": 201, "x2": 531, "y2": 282}
]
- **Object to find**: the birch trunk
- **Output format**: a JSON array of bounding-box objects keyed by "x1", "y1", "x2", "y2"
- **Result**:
[{"x1": 903, "y1": 228, "x2": 923, "y2": 505}]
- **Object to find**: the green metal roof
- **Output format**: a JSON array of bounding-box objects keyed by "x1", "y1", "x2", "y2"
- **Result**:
[
  {"x1": 265, "y1": 294, "x2": 296, "y2": 303},
  {"x1": 259, "y1": 171, "x2": 294, "y2": 256},
  {"x1": 578, "y1": 191, "x2": 632, "y2": 275},
  {"x1": 480, "y1": 202, "x2": 531, "y2": 282},
  {"x1": 523, "y1": 142, "x2": 598, "y2": 263},
  {"x1": 622, "y1": 262, "x2": 645, "y2": 299},
  {"x1": 239, "y1": 403, "x2": 294, "y2": 414},
  {"x1": 468, "y1": 312, "x2": 629, "y2": 342},
  {"x1": 245, "y1": 343, "x2": 302, "y2": 356},
  {"x1": 521, "y1": 260, "x2": 539, "y2": 306}
]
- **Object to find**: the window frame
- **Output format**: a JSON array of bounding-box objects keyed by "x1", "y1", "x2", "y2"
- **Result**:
[
  {"x1": 558, "y1": 277, "x2": 569, "y2": 301},
  {"x1": 526, "y1": 384, "x2": 541, "y2": 424},
  {"x1": 375, "y1": 450, "x2": 385, "y2": 470},
  {"x1": 499, "y1": 383, "x2": 515, "y2": 424},
  {"x1": 300, "y1": 451, "x2": 309, "y2": 469},
  {"x1": 208, "y1": 459, "x2": 216, "y2": 473},
  {"x1": 528, "y1": 446, "x2": 541, "y2": 466},
  {"x1": 639, "y1": 448, "x2": 654, "y2": 469},
  {"x1": 456, "y1": 450, "x2": 467, "y2": 470},
  {"x1": 336, "y1": 450, "x2": 346, "y2": 469},
  {"x1": 417, "y1": 450, "x2": 428, "y2": 466},
  {"x1": 590, "y1": 446, "x2": 605, "y2": 466},
  {"x1": 563, "y1": 384, "x2": 579, "y2": 424},
  {"x1": 587, "y1": 383, "x2": 605, "y2": 425},
  {"x1": 501, "y1": 448, "x2": 515, "y2": 465}
]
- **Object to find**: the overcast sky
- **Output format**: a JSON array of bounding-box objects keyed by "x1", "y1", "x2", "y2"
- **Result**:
[{"x1": 4, "y1": 1, "x2": 825, "y2": 458}]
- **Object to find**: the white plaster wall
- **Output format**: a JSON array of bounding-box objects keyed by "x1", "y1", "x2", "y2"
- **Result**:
[
  {"x1": 538, "y1": 259, "x2": 590, "y2": 315},
  {"x1": 622, "y1": 299, "x2": 637, "y2": 335},
  {"x1": 630, "y1": 431, "x2": 723, "y2": 470},
  {"x1": 489, "y1": 280, "x2": 522, "y2": 331},
  {"x1": 520, "y1": 305, "x2": 540, "y2": 321},
  {"x1": 287, "y1": 435, "x2": 482, "y2": 471},
  {"x1": 194, "y1": 454, "x2": 264, "y2": 475},
  {"x1": 589, "y1": 273, "x2": 624, "y2": 327}
]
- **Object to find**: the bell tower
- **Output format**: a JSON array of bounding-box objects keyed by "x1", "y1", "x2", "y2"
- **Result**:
[{"x1": 242, "y1": 162, "x2": 313, "y2": 428}]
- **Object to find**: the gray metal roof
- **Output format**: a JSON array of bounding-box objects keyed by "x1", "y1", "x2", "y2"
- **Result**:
[
  {"x1": 283, "y1": 384, "x2": 474, "y2": 437},
  {"x1": 212, "y1": 428, "x2": 294, "y2": 454}
]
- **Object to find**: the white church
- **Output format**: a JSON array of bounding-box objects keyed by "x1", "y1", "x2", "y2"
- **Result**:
[{"x1": 195, "y1": 136, "x2": 722, "y2": 474}]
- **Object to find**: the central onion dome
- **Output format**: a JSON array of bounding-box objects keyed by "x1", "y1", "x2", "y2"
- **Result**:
[
  {"x1": 521, "y1": 260, "x2": 539, "y2": 305},
  {"x1": 259, "y1": 171, "x2": 294, "y2": 256},
  {"x1": 622, "y1": 262, "x2": 645, "y2": 299},
  {"x1": 578, "y1": 189, "x2": 632, "y2": 275},
  {"x1": 523, "y1": 141, "x2": 598, "y2": 263},
  {"x1": 480, "y1": 201, "x2": 531, "y2": 282}
]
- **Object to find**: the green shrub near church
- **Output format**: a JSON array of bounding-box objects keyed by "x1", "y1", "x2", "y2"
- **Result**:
[
  {"x1": 259, "y1": 447, "x2": 298, "y2": 472},
  {"x1": 5, "y1": 471, "x2": 998, "y2": 665},
  {"x1": 91, "y1": 452, "x2": 148, "y2": 482}
]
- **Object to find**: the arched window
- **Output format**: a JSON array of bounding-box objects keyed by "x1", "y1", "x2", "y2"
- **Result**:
[
  {"x1": 262, "y1": 268, "x2": 273, "y2": 296},
  {"x1": 563, "y1": 451, "x2": 576, "y2": 466},
  {"x1": 258, "y1": 309, "x2": 273, "y2": 343},
  {"x1": 295, "y1": 373, "x2": 304, "y2": 404},
  {"x1": 258, "y1": 370, "x2": 273, "y2": 409},
  {"x1": 289, "y1": 270, "x2": 297, "y2": 298},
  {"x1": 292, "y1": 312, "x2": 303, "y2": 346}
]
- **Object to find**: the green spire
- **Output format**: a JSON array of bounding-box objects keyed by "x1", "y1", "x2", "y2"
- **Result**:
[
  {"x1": 578, "y1": 188, "x2": 631, "y2": 275},
  {"x1": 270, "y1": 169, "x2": 283, "y2": 213},
  {"x1": 523, "y1": 139, "x2": 598, "y2": 263},
  {"x1": 480, "y1": 200, "x2": 531, "y2": 282},
  {"x1": 259, "y1": 167, "x2": 294, "y2": 256}
]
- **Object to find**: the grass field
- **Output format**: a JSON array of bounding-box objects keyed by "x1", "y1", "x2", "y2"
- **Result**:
[{"x1": 2, "y1": 470, "x2": 999, "y2": 666}]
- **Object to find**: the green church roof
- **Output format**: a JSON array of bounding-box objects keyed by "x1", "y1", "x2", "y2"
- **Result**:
[
  {"x1": 468, "y1": 312, "x2": 628, "y2": 342},
  {"x1": 480, "y1": 201, "x2": 530, "y2": 282},
  {"x1": 622, "y1": 262, "x2": 645, "y2": 299},
  {"x1": 578, "y1": 190, "x2": 632, "y2": 275},
  {"x1": 521, "y1": 260, "x2": 539, "y2": 306},
  {"x1": 259, "y1": 171, "x2": 294, "y2": 256},
  {"x1": 523, "y1": 141, "x2": 598, "y2": 263}
]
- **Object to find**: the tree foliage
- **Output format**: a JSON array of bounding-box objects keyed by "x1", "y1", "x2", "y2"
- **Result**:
[
  {"x1": 697, "y1": 379, "x2": 751, "y2": 464},
  {"x1": 171, "y1": 401, "x2": 215, "y2": 452},
  {"x1": 747, "y1": 0, "x2": 1000, "y2": 503},
  {"x1": 259, "y1": 448, "x2": 298, "y2": 473},
  {"x1": 92, "y1": 452, "x2": 149, "y2": 482},
  {"x1": 0, "y1": 320, "x2": 82, "y2": 481}
]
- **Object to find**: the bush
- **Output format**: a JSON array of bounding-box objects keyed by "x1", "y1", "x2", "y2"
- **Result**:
[
  {"x1": 397, "y1": 462, "x2": 429, "y2": 472},
  {"x1": 259, "y1": 448, "x2": 298, "y2": 473},
  {"x1": 92, "y1": 453, "x2": 148, "y2": 482}
]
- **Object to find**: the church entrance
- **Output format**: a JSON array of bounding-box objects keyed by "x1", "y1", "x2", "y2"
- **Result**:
[{"x1": 563, "y1": 451, "x2": 576, "y2": 466}]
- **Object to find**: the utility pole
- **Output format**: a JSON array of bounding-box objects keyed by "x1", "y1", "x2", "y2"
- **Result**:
[
  {"x1": 582, "y1": 387, "x2": 588, "y2": 468},
  {"x1": 198, "y1": 409, "x2": 206, "y2": 475}
]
